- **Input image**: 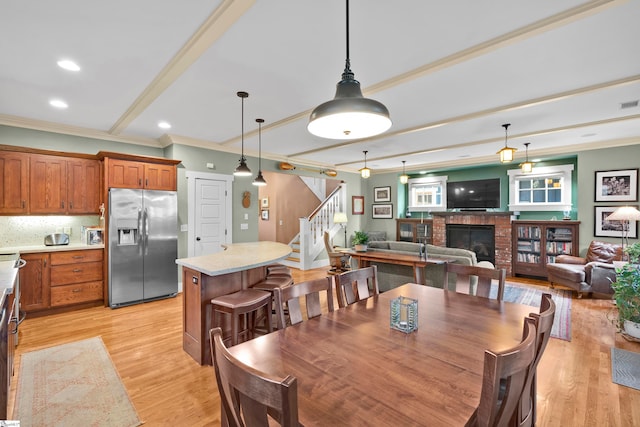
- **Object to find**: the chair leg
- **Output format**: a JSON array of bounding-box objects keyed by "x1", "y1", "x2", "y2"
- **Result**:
[{"x1": 232, "y1": 313, "x2": 239, "y2": 346}]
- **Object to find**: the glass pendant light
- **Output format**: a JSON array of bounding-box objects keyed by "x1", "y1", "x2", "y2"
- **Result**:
[
  {"x1": 234, "y1": 91, "x2": 252, "y2": 176},
  {"x1": 307, "y1": 0, "x2": 391, "y2": 140},
  {"x1": 520, "y1": 142, "x2": 534, "y2": 173},
  {"x1": 253, "y1": 118, "x2": 267, "y2": 186},
  {"x1": 400, "y1": 160, "x2": 409, "y2": 184},
  {"x1": 359, "y1": 150, "x2": 371, "y2": 179},
  {"x1": 497, "y1": 123, "x2": 517, "y2": 163}
]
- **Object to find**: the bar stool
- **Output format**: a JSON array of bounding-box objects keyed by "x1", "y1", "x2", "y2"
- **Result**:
[
  {"x1": 210, "y1": 289, "x2": 272, "y2": 346},
  {"x1": 252, "y1": 270, "x2": 294, "y2": 331}
]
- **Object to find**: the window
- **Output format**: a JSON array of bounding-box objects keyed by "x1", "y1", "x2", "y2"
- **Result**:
[
  {"x1": 507, "y1": 165, "x2": 573, "y2": 211},
  {"x1": 408, "y1": 175, "x2": 447, "y2": 211}
]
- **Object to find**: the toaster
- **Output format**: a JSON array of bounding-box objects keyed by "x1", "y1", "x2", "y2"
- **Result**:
[{"x1": 44, "y1": 233, "x2": 70, "y2": 246}]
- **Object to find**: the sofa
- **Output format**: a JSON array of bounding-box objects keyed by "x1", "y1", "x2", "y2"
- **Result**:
[
  {"x1": 352, "y1": 241, "x2": 494, "y2": 293},
  {"x1": 546, "y1": 240, "x2": 623, "y2": 297}
]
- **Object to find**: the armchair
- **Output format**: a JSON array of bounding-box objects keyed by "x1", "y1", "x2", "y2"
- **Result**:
[
  {"x1": 323, "y1": 231, "x2": 350, "y2": 273},
  {"x1": 546, "y1": 240, "x2": 623, "y2": 298}
]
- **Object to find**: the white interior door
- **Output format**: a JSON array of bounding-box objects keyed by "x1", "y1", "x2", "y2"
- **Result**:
[{"x1": 187, "y1": 171, "x2": 233, "y2": 257}]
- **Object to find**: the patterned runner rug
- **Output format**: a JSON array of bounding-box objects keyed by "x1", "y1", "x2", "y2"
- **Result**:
[
  {"x1": 13, "y1": 336, "x2": 142, "y2": 427},
  {"x1": 490, "y1": 281, "x2": 572, "y2": 341}
]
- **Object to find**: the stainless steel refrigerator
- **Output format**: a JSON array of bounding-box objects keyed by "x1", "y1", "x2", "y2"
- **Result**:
[{"x1": 108, "y1": 188, "x2": 178, "y2": 308}]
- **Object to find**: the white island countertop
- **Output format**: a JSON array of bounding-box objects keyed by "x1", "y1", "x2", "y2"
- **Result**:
[{"x1": 175, "y1": 241, "x2": 291, "y2": 277}]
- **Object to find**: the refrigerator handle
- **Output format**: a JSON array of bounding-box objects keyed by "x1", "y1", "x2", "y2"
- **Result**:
[
  {"x1": 138, "y1": 208, "x2": 143, "y2": 256},
  {"x1": 144, "y1": 207, "x2": 149, "y2": 255}
]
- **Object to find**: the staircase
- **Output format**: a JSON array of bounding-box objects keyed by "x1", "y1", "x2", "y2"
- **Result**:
[{"x1": 280, "y1": 183, "x2": 347, "y2": 270}]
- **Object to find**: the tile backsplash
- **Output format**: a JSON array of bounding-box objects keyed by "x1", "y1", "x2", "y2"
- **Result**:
[{"x1": 0, "y1": 215, "x2": 101, "y2": 247}]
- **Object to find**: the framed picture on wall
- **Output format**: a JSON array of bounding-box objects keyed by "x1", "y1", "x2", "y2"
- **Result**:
[
  {"x1": 261, "y1": 197, "x2": 270, "y2": 208},
  {"x1": 374, "y1": 186, "x2": 391, "y2": 202},
  {"x1": 261, "y1": 209, "x2": 269, "y2": 221},
  {"x1": 594, "y1": 169, "x2": 638, "y2": 202},
  {"x1": 352, "y1": 196, "x2": 364, "y2": 215},
  {"x1": 594, "y1": 205, "x2": 638, "y2": 238},
  {"x1": 372, "y1": 204, "x2": 393, "y2": 219}
]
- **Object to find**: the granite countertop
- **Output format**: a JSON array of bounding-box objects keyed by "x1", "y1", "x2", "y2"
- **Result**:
[
  {"x1": 175, "y1": 241, "x2": 291, "y2": 277},
  {"x1": 0, "y1": 243, "x2": 104, "y2": 254}
]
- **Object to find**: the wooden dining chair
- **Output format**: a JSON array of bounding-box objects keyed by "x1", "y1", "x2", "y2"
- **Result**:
[
  {"x1": 273, "y1": 277, "x2": 334, "y2": 329},
  {"x1": 444, "y1": 263, "x2": 507, "y2": 301},
  {"x1": 334, "y1": 265, "x2": 379, "y2": 308},
  {"x1": 513, "y1": 293, "x2": 556, "y2": 427},
  {"x1": 209, "y1": 327, "x2": 300, "y2": 427},
  {"x1": 466, "y1": 319, "x2": 537, "y2": 427}
]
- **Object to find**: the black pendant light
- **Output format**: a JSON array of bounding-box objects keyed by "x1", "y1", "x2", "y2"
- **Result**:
[
  {"x1": 307, "y1": 0, "x2": 391, "y2": 140},
  {"x1": 252, "y1": 118, "x2": 267, "y2": 186},
  {"x1": 234, "y1": 91, "x2": 252, "y2": 177},
  {"x1": 520, "y1": 142, "x2": 534, "y2": 173},
  {"x1": 497, "y1": 123, "x2": 517, "y2": 163},
  {"x1": 359, "y1": 150, "x2": 371, "y2": 178},
  {"x1": 400, "y1": 160, "x2": 409, "y2": 184}
]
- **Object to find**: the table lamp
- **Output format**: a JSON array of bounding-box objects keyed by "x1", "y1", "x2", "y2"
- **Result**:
[
  {"x1": 605, "y1": 206, "x2": 640, "y2": 261},
  {"x1": 333, "y1": 212, "x2": 349, "y2": 247}
]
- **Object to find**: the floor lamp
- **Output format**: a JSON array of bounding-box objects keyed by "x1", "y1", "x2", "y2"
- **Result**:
[
  {"x1": 605, "y1": 206, "x2": 640, "y2": 261},
  {"x1": 333, "y1": 212, "x2": 349, "y2": 247}
]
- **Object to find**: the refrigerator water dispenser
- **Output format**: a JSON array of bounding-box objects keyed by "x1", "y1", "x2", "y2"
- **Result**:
[{"x1": 117, "y1": 218, "x2": 138, "y2": 246}]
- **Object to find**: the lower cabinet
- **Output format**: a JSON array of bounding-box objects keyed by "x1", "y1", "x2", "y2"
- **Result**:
[{"x1": 20, "y1": 249, "x2": 104, "y2": 314}]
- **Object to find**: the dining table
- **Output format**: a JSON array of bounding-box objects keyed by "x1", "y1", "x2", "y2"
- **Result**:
[{"x1": 228, "y1": 283, "x2": 535, "y2": 426}]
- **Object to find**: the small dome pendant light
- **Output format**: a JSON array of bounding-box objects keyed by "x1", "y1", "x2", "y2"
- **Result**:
[
  {"x1": 234, "y1": 91, "x2": 252, "y2": 177},
  {"x1": 400, "y1": 160, "x2": 409, "y2": 184},
  {"x1": 520, "y1": 142, "x2": 534, "y2": 173},
  {"x1": 359, "y1": 150, "x2": 371, "y2": 179},
  {"x1": 497, "y1": 123, "x2": 517, "y2": 163},
  {"x1": 307, "y1": 0, "x2": 391, "y2": 140},
  {"x1": 252, "y1": 118, "x2": 267, "y2": 186}
]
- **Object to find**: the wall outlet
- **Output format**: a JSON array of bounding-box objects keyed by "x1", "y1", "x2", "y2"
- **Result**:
[
  {"x1": 180, "y1": 224, "x2": 188, "y2": 232},
  {"x1": 244, "y1": 213, "x2": 249, "y2": 220},
  {"x1": 240, "y1": 223, "x2": 249, "y2": 230},
  {"x1": 63, "y1": 227, "x2": 72, "y2": 235}
]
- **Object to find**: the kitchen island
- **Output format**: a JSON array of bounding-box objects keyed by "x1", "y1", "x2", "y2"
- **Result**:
[{"x1": 175, "y1": 241, "x2": 291, "y2": 365}]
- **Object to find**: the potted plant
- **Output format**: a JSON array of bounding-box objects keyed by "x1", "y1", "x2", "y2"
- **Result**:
[
  {"x1": 352, "y1": 231, "x2": 369, "y2": 252},
  {"x1": 611, "y1": 242, "x2": 640, "y2": 339}
]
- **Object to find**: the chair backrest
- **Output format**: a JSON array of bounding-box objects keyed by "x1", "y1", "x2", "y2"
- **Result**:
[
  {"x1": 444, "y1": 263, "x2": 506, "y2": 300},
  {"x1": 470, "y1": 319, "x2": 537, "y2": 427},
  {"x1": 274, "y1": 277, "x2": 334, "y2": 329},
  {"x1": 334, "y1": 265, "x2": 380, "y2": 308},
  {"x1": 514, "y1": 293, "x2": 556, "y2": 427},
  {"x1": 209, "y1": 327, "x2": 300, "y2": 427},
  {"x1": 323, "y1": 231, "x2": 343, "y2": 270}
]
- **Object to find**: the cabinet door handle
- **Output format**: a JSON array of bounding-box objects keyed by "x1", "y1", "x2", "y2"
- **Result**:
[
  {"x1": 72, "y1": 288, "x2": 81, "y2": 293},
  {"x1": 72, "y1": 255, "x2": 84, "y2": 259},
  {"x1": 73, "y1": 269, "x2": 82, "y2": 273},
  {"x1": 70, "y1": 201, "x2": 73, "y2": 209},
  {"x1": 22, "y1": 200, "x2": 25, "y2": 209},
  {"x1": 61, "y1": 201, "x2": 65, "y2": 209},
  {"x1": 44, "y1": 258, "x2": 47, "y2": 267},
  {"x1": 139, "y1": 178, "x2": 142, "y2": 186}
]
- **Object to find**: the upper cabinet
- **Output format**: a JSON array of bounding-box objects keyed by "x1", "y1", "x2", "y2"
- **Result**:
[
  {"x1": 99, "y1": 152, "x2": 180, "y2": 191},
  {"x1": 29, "y1": 154, "x2": 101, "y2": 215},
  {"x1": 0, "y1": 151, "x2": 29, "y2": 214}
]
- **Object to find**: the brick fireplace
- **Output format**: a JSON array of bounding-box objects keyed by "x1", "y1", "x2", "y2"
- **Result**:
[{"x1": 432, "y1": 212, "x2": 513, "y2": 276}]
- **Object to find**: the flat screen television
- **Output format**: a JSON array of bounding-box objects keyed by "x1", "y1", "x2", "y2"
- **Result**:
[{"x1": 446, "y1": 178, "x2": 501, "y2": 210}]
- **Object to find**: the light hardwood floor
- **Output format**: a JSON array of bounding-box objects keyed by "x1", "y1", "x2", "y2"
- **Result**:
[{"x1": 9, "y1": 268, "x2": 640, "y2": 426}]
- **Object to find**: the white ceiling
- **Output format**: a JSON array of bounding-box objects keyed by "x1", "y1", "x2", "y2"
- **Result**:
[{"x1": 1, "y1": 0, "x2": 639, "y2": 175}]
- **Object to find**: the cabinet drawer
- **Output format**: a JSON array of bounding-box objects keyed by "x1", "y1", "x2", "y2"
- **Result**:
[
  {"x1": 51, "y1": 249, "x2": 103, "y2": 265},
  {"x1": 50, "y1": 261, "x2": 103, "y2": 286},
  {"x1": 50, "y1": 281, "x2": 103, "y2": 306}
]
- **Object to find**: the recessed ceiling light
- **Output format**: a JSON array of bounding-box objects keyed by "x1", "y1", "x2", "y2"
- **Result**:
[
  {"x1": 49, "y1": 99, "x2": 68, "y2": 109},
  {"x1": 158, "y1": 121, "x2": 172, "y2": 129},
  {"x1": 57, "y1": 59, "x2": 80, "y2": 72}
]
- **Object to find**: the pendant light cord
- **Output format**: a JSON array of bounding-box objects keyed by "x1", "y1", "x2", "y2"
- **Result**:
[
  {"x1": 241, "y1": 95, "x2": 245, "y2": 161},
  {"x1": 342, "y1": 0, "x2": 354, "y2": 80}
]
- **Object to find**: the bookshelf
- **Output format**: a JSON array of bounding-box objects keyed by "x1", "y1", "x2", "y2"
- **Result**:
[
  {"x1": 396, "y1": 218, "x2": 433, "y2": 244},
  {"x1": 512, "y1": 220, "x2": 580, "y2": 278}
]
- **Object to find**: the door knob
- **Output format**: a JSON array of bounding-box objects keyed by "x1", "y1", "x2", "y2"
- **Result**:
[{"x1": 196, "y1": 237, "x2": 201, "y2": 241}]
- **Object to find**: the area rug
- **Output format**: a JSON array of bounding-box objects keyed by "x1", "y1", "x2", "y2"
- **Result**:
[
  {"x1": 490, "y1": 281, "x2": 572, "y2": 341},
  {"x1": 13, "y1": 336, "x2": 142, "y2": 427},
  {"x1": 611, "y1": 347, "x2": 640, "y2": 391}
]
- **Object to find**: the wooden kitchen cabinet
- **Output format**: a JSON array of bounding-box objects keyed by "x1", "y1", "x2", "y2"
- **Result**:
[
  {"x1": 50, "y1": 249, "x2": 103, "y2": 307},
  {"x1": 19, "y1": 253, "x2": 51, "y2": 312},
  {"x1": 28, "y1": 153, "x2": 100, "y2": 215},
  {"x1": 0, "y1": 151, "x2": 29, "y2": 214},
  {"x1": 100, "y1": 152, "x2": 180, "y2": 191}
]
